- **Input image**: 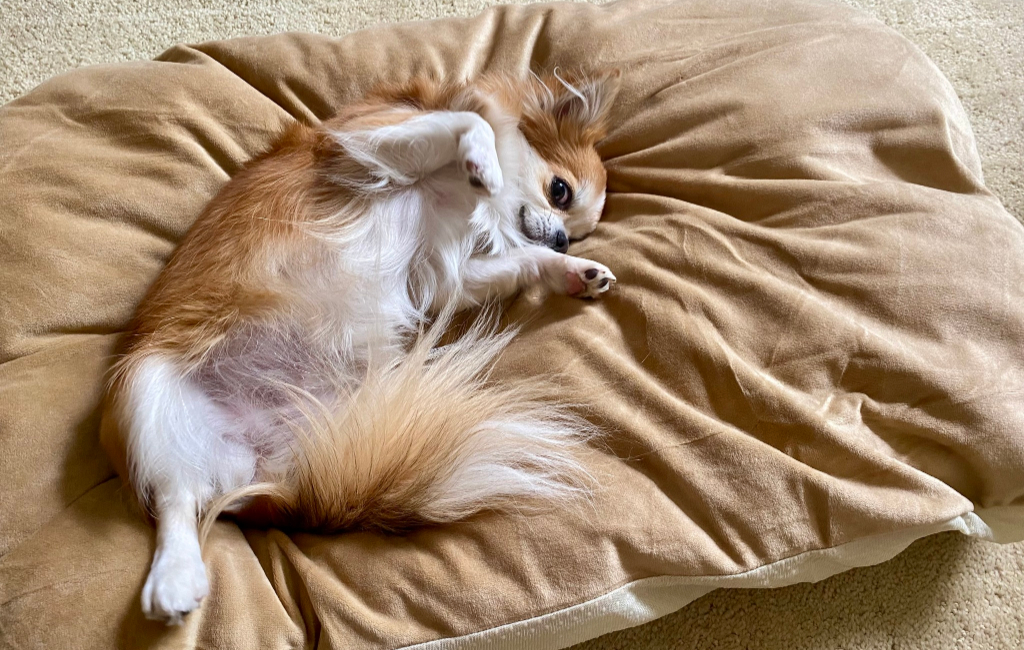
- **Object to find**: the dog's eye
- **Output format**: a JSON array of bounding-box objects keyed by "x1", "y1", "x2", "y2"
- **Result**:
[{"x1": 549, "y1": 177, "x2": 574, "y2": 211}]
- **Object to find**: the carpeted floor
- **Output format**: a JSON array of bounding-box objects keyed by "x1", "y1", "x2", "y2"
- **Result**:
[{"x1": 3, "y1": 1, "x2": 1022, "y2": 648}]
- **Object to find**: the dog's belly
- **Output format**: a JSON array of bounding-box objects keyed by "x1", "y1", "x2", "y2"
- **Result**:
[
  {"x1": 190, "y1": 324, "x2": 333, "y2": 475},
  {"x1": 189, "y1": 293, "x2": 415, "y2": 477},
  {"x1": 187, "y1": 186, "x2": 477, "y2": 476}
]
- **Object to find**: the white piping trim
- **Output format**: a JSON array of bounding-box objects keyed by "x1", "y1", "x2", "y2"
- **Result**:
[{"x1": 402, "y1": 506, "x2": 1024, "y2": 650}]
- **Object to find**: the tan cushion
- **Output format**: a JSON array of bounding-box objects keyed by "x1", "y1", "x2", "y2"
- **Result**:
[{"x1": 2, "y1": 0, "x2": 1023, "y2": 647}]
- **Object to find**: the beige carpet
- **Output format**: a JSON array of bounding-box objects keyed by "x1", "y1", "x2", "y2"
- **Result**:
[{"x1": 3, "y1": 0, "x2": 1022, "y2": 648}]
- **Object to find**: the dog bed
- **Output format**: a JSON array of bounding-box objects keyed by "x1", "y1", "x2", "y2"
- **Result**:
[{"x1": 2, "y1": 0, "x2": 1023, "y2": 647}]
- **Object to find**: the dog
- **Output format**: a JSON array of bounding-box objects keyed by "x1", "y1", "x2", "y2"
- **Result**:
[{"x1": 100, "y1": 69, "x2": 621, "y2": 623}]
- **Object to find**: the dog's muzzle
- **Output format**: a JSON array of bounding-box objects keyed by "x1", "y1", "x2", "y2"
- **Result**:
[{"x1": 519, "y1": 205, "x2": 569, "y2": 254}]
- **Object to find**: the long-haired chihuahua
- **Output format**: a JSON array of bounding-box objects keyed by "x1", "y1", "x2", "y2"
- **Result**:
[{"x1": 101, "y1": 69, "x2": 621, "y2": 623}]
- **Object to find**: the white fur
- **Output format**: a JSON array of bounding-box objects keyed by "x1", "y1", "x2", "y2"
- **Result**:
[{"x1": 121, "y1": 355, "x2": 252, "y2": 622}]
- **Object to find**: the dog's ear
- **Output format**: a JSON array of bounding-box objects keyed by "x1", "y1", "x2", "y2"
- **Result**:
[{"x1": 548, "y1": 69, "x2": 622, "y2": 131}]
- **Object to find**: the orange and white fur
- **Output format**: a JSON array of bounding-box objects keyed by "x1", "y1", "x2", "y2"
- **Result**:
[{"x1": 101, "y1": 70, "x2": 620, "y2": 623}]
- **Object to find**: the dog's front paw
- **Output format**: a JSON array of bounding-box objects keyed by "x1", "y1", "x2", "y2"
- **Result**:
[
  {"x1": 564, "y1": 257, "x2": 616, "y2": 299},
  {"x1": 141, "y1": 543, "x2": 209, "y2": 624},
  {"x1": 458, "y1": 121, "x2": 503, "y2": 197}
]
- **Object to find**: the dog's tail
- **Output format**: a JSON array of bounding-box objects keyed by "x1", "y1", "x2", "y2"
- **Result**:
[{"x1": 199, "y1": 309, "x2": 596, "y2": 542}]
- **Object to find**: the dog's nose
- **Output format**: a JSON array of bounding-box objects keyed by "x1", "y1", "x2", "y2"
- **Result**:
[{"x1": 552, "y1": 230, "x2": 569, "y2": 253}]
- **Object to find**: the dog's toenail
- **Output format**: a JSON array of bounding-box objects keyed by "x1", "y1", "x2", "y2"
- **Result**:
[
  {"x1": 598, "y1": 278, "x2": 609, "y2": 288},
  {"x1": 585, "y1": 269, "x2": 598, "y2": 280}
]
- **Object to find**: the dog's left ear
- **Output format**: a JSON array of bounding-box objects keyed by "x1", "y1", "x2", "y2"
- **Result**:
[{"x1": 550, "y1": 69, "x2": 622, "y2": 130}]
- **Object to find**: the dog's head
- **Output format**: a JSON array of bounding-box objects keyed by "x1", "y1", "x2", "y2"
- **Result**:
[{"x1": 487, "y1": 70, "x2": 621, "y2": 252}]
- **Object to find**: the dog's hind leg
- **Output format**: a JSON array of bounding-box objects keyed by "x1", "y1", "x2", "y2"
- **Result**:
[{"x1": 117, "y1": 353, "x2": 257, "y2": 623}]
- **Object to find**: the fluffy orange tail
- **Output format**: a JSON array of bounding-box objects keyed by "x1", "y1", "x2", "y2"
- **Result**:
[{"x1": 199, "y1": 311, "x2": 596, "y2": 542}]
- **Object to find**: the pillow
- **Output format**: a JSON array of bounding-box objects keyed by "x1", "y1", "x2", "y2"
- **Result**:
[{"x1": 2, "y1": 0, "x2": 1023, "y2": 647}]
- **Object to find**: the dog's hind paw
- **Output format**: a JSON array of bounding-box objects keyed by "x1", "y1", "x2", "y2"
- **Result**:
[{"x1": 140, "y1": 540, "x2": 209, "y2": 624}]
